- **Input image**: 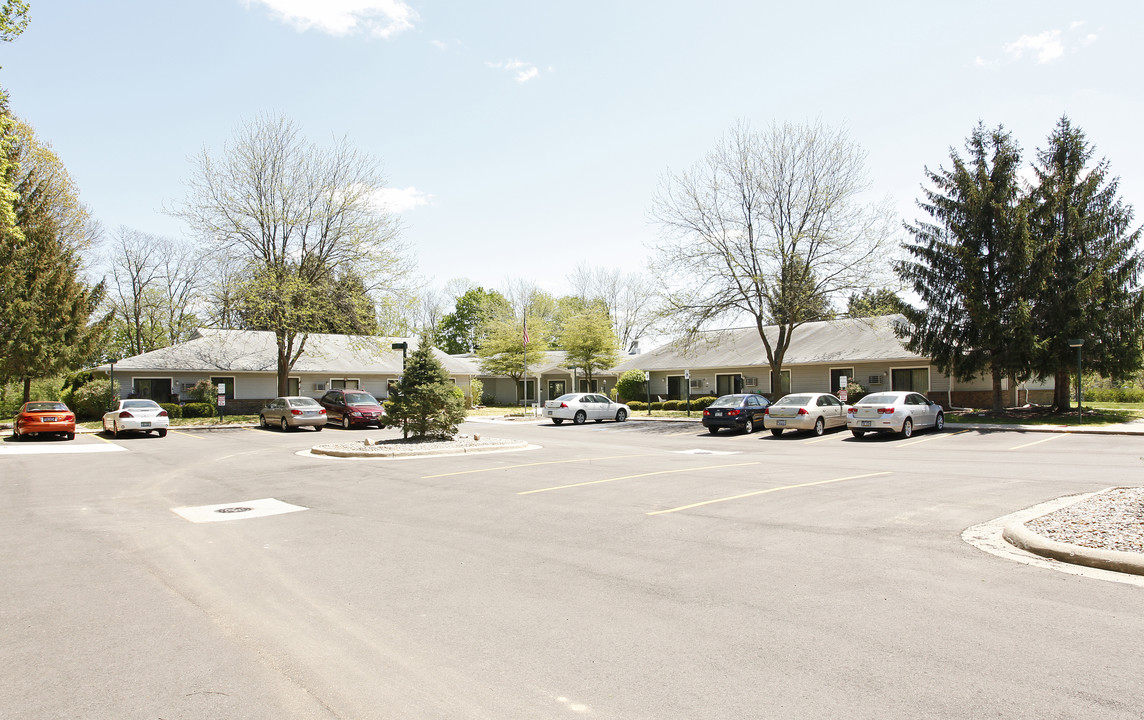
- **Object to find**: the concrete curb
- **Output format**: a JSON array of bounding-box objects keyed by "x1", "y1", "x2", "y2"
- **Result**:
[
  {"x1": 1001, "y1": 492, "x2": 1144, "y2": 578},
  {"x1": 950, "y1": 421, "x2": 1144, "y2": 436},
  {"x1": 311, "y1": 440, "x2": 531, "y2": 459}
]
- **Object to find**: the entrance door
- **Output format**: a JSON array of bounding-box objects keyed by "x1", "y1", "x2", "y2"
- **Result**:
[
  {"x1": 133, "y1": 378, "x2": 172, "y2": 402},
  {"x1": 667, "y1": 376, "x2": 683, "y2": 400},
  {"x1": 548, "y1": 380, "x2": 565, "y2": 399},
  {"x1": 830, "y1": 368, "x2": 853, "y2": 395},
  {"x1": 716, "y1": 374, "x2": 741, "y2": 396}
]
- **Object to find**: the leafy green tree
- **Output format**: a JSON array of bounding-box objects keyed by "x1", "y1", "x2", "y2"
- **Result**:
[
  {"x1": 846, "y1": 289, "x2": 902, "y2": 318},
  {"x1": 436, "y1": 287, "x2": 511, "y2": 354},
  {"x1": 477, "y1": 317, "x2": 547, "y2": 403},
  {"x1": 614, "y1": 368, "x2": 647, "y2": 403},
  {"x1": 174, "y1": 114, "x2": 404, "y2": 395},
  {"x1": 385, "y1": 338, "x2": 466, "y2": 439},
  {"x1": 559, "y1": 306, "x2": 620, "y2": 391},
  {"x1": 0, "y1": 117, "x2": 109, "y2": 402},
  {"x1": 896, "y1": 123, "x2": 1036, "y2": 411},
  {"x1": 0, "y1": 0, "x2": 28, "y2": 42},
  {"x1": 1028, "y1": 117, "x2": 1144, "y2": 409}
]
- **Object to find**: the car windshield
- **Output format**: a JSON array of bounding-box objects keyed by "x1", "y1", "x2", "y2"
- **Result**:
[
  {"x1": 289, "y1": 397, "x2": 319, "y2": 407},
  {"x1": 343, "y1": 392, "x2": 379, "y2": 405},
  {"x1": 27, "y1": 402, "x2": 67, "y2": 412},
  {"x1": 774, "y1": 395, "x2": 811, "y2": 407},
  {"x1": 709, "y1": 396, "x2": 745, "y2": 408},
  {"x1": 858, "y1": 394, "x2": 898, "y2": 405},
  {"x1": 554, "y1": 394, "x2": 581, "y2": 402},
  {"x1": 122, "y1": 399, "x2": 160, "y2": 409}
]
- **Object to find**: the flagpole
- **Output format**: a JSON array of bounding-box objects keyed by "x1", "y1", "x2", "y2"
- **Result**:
[{"x1": 522, "y1": 316, "x2": 529, "y2": 411}]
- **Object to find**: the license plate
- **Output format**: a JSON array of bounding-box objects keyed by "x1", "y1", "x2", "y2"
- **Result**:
[
  {"x1": 42, "y1": 416, "x2": 57, "y2": 422},
  {"x1": 861, "y1": 420, "x2": 872, "y2": 427},
  {"x1": 777, "y1": 420, "x2": 786, "y2": 426},
  {"x1": 305, "y1": 410, "x2": 317, "y2": 416},
  {"x1": 141, "y1": 421, "x2": 151, "y2": 427}
]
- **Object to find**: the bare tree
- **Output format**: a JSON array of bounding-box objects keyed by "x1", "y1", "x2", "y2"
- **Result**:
[
  {"x1": 650, "y1": 119, "x2": 896, "y2": 395},
  {"x1": 568, "y1": 263, "x2": 657, "y2": 353},
  {"x1": 173, "y1": 114, "x2": 405, "y2": 394}
]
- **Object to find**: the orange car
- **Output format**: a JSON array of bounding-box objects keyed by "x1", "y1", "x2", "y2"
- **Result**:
[{"x1": 13, "y1": 401, "x2": 76, "y2": 441}]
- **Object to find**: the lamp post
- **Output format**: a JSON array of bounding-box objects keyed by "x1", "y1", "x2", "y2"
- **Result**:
[
  {"x1": 391, "y1": 341, "x2": 408, "y2": 368},
  {"x1": 1067, "y1": 338, "x2": 1084, "y2": 424}
]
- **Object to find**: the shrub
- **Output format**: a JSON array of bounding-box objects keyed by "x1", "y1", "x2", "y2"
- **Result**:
[
  {"x1": 627, "y1": 400, "x2": 646, "y2": 411},
  {"x1": 1085, "y1": 387, "x2": 1144, "y2": 403},
  {"x1": 159, "y1": 403, "x2": 183, "y2": 419},
  {"x1": 845, "y1": 380, "x2": 869, "y2": 404},
  {"x1": 659, "y1": 399, "x2": 676, "y2": 410},
  {"x1": 66, "y1": 379, "x2": 112, "y2": 421},
  {"x1": 615, "y1": 369, "x2": 647, "y2": 403},
  {"x1": 468, "y1": 377, "x2": 483, "y2": 408},
  {"x1": 480, "y1": 392, "x2": 496, "y2": 406},
  {"x1": 692, "y1": 395, "x2": 717, "y2": 411},
  {"x1": 188, "y1": 379, "x2": 218, "y2": 406},
  {"x1": 181, "y1": 402, "x2": 216, "y2": 418},
  {"x1": 650, "y1": 401, "x2": 663, "y2": 411}
]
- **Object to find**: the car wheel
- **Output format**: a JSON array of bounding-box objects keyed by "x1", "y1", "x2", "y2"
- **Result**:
[
  {"x1": 813, "y1": 417, "x2": 825, "y2": 436},
  {"x1": 615, "y1": 409, "x2": 627, "y2": 422},
  {"x1": 314, "y1": 425, "x2": 322, "y2": 432},
  {"x1": 342, "y1": 416, "x2": 351, "y2": 430},
  {"x1": 573, "y1": 410, "x2": 587, "y2": 425},
  {"x1": 901, "y1": 418, "x2": 913, "y2": 438},
  {"x1": 65, "y1": 432, "x2": 75, "y2": 441},
  {"x1": 851, "y1": 429, "x2": 866, "y2": 438},
  {"x1": 770, "y1": 428, "x2": 784, "y2": 437},
  {"x1": 744, "y1": 418, "x2": 755, "y2": 434},
  {"x1": 935, "y1": 412, "x2": 945, "y2": 431},
  {"x1": 552, "y1": 418, "x2": 563, "y2": 425},
  {"x1": 260, "y1": 414, "x2": 269, "y2": 429},
  {"x1": 708, "y1": 426, "x2": 719, "y2": 435},
  {"x1": 12, "y1": 424, "x2": 22, "y2": 441},
  {"x1": 157, "y1": 428, "x2": 167, "y2": 438},
  {"x1": 280, "y1": 417, "x2": 289, "y2": 432}
]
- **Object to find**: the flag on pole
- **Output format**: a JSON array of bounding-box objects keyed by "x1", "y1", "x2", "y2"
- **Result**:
[{"x1": 522, "y1": 318, "x2": 529, "y2": 346}]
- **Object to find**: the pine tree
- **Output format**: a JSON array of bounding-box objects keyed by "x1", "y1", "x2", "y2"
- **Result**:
[
  {"x1": 385, "y1": 337, "x2": 466, "y2": 439},
  {"x1": 896, "y1": 123, "x2": 1036, "y2": 411},
  {"x1": 1028, "y1": 117, "x2": 1144, "y2": 409}
]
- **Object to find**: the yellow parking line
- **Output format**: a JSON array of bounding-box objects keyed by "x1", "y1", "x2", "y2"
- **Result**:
[
  {"x1": 896, "y1": 428, "x2": 972, "y2": 448},
  {"x1": 169, "y1": 429, "x2": 204, "y2": 440},
  {"x1": 518, "y1": 462, "x2": 761, "y2": 495},
  {"x1": 647, "y1": 471, "x2": 892, "y2": 516},
  {"x1": 1009, "y1": 434, "x2": 1067, "y2": 451},
  {"x1": 89, "y1": 431, "x2": 115, "y2": 444},
  {"x1": 424, "y1": 454, "x2": 653, "y2": 479}
]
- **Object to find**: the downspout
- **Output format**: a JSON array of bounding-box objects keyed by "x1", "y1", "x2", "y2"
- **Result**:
[{"x1": 947, "y1": 371, "x2": 970, "y2": 411}]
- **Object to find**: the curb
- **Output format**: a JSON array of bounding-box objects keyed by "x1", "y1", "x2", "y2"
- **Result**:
[
  {"x1": 311, "y1": 440, "x2": 531, "y2": 459},
  {"x1": 1001, "y1": 492, "x2": 1144, "y2": 578},
  {"x1": 948, "y1": 421, "x2": 1144, "y2": 436}
]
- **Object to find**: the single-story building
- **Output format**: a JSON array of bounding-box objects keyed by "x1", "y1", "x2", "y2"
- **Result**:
[
  {"x1": 611, "y1": 315, "x2": 1053, "y2": 408},
  {"x1": 472, "y1": 350, "x2": 621, "y2": 406},
  {"x1": 92, "y1": 328, "x2": 482, "y2": 414}
]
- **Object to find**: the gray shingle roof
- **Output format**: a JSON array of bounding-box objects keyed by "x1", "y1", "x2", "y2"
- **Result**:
[
  {"x1": 613, "y1": 315, "x2": 924, "y2": 372},
  {"x1": 94, "y1": 329, "x2": 482, "y2": 375}
]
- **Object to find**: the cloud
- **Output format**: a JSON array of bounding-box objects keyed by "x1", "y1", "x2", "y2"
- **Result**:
[
  {"x1": 487, "y1": 58, "x2": 544, "y2": 83},
  {"x1": 244, "y1": 0, "x2": 418, "y2": 38},
  {"x1": 373, "y1": 186, "x2": 432, "y2": 213},
  {"x1": 1004, "y1": 30, "x2": 1065, "y2": 63}
]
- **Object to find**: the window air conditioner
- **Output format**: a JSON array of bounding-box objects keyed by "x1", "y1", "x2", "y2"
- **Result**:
[
  {"x1": 868, "y1": 375, "x2": 882, "y2": 385},
  {"x1": 314, "y1": 382, "x2": 326, "y2": 391},
  {"x1": 744, "y1": 377, "x2": 758, "y2": 387}
]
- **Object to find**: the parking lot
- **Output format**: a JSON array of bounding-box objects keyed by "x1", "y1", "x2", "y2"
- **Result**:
[{"x1": 3, "y1": 419, "x2": 1143, "y2": 719}]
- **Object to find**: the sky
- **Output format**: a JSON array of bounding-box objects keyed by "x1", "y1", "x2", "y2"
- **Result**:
[{"x1": 4, "y1": 1, "x2": 1143, "y2": 304}]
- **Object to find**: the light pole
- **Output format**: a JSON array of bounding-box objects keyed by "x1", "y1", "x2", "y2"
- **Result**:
[
  {"x1": 1068, "y1": 338, "x2": 1084, "y2": 424},
  {"x1": 392, "y1": 342, "x2": 409, "y2": 438}
]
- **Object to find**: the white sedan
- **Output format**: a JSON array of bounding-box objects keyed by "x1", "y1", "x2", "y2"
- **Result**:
[
  {"x1": 102, "y1": 399, "x2": 171, "y2": 438},
  {"x1": 764, "y1": 392, "x2": 848, "y2": 436},
  {"x1": 846, "y1": 391, "x2": 945, "y2": 439},
  {"x1": 544, "y1": 393, "x2": 630, "y2": 425}
]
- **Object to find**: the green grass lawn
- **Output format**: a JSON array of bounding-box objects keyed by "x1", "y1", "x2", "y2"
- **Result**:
[{"x1": 947, "y1": 406, "x2": 1142, "y2": 426}]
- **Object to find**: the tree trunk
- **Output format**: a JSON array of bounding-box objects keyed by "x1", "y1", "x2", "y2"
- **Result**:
[
  {"x1": 22, "y1": 376, "x2": 30, "y2": 404},
  {"x1": 990, "y1": 364, "x2": 1004, "y2": 413},
  {"x1": 1054, "y1": 369, "x2": 1071, "y2": 412}
]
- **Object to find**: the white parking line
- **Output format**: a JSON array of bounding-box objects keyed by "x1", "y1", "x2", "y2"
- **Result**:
[{"x1": 0, "y1": 443, "x2": 127, "y2": 455}]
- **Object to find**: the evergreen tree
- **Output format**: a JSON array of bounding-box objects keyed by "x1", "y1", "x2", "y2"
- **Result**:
[
  {"x1": 896, "y1": 123, "x2": 1036, "y2": 411},
  {"x1": 1028, "y1": 116, "x2": 1144, "y2": 409},
  {"x1": 846, "y1": 289, "x2": 902, "y2": 318},
  {"x1": 385, "y1": 337, "x2": 466, "y2": 439}
]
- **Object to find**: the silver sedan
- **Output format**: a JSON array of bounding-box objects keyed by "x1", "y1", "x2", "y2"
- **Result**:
[
  {"x1": 846, "y1": 391, "x2": 945, "y2": 438},
  {"x1": 764, "y1": 392, "x2": 848, "y2": 437},
  {"x1": 543, "y1": 393, "x2": 630, "y2": 425},
  {"x1": 260, "y1": 396, "x2": 327, "y2": 431}
]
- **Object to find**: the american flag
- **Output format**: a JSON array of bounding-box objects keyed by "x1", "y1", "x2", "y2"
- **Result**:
[{"x1": 522, "y1": 319, "x2": 529, "y2": 346}]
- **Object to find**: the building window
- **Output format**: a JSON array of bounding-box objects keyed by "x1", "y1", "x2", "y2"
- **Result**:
[
  {"x1": 210, "y1": 376, "x2": 235, "y2": 400},
  {"x1": 830, "y1": 368, "x2": 854, "y2": 393},
  {"x1": 331, "y1": 379, "x2": 360, "y2": 390},
  {"x1": 891, "y1": 368, "x2": 930, "y2": 392}
]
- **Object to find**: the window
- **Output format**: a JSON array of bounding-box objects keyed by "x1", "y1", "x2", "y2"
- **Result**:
[
  {"x1": 133, "y1": 378, "x2": 173, "y2": 402},
  {"x1": 716, "y1": 374, "x2": 741, "y2": 395},
  {"x1": 548, "y1": 380, "x2": 566, "y2": 399},
  {"x1": 830, "y1": 368, "x2": 854, "y2": 393},
  {"x1": 518, "y1": 379, "x2": 536, "y2": 402},
  {"x1": 331, "y1": 379, "x2": 359, "y2": 390},
  {"x1": 210, "y1": 376, "x2": 235, "y2": 400},
  {"x1": 891, "y1": 368, "x2": 929, "y2": 392}
]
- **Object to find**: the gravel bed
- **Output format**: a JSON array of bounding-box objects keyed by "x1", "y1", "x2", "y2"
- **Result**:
[
  {"x1": 312, "y1": 433, "x2": 524, "y2": 457},
  {"x1": 1025, "y1": 487, "x2": 1144, "y2": 554}
]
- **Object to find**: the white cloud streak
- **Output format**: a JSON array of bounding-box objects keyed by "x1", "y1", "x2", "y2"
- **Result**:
[
  {"x1": 1004, "y1": 30, "x2": 1065, "y2": 63},
  {"x1": 244, "y1": 0, "x2": 418, "y2": 38},
  {"x1": 373, "y1": 186, "x2": 432, "y2": 213},
  {"x1": 487, "y1": 58, "x2": 544, "y2": 83}
]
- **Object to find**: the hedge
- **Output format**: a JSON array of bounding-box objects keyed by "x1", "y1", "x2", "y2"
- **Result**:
[
  {"x1": 181, "y1": 402, "x2": 216, "y2": 418},
  {"x1": 159, "y1": 403, "x2": 183, "y2": 419},
  {"x1": 1085, "y1": 387, "x2": 1144, "y2": 403},
  {"x1": 691, "y1": 396, "x2": 717, "y2": 410},
  {"x1": 627, "y1": 400, "x2": 646, "y2": 411}
]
